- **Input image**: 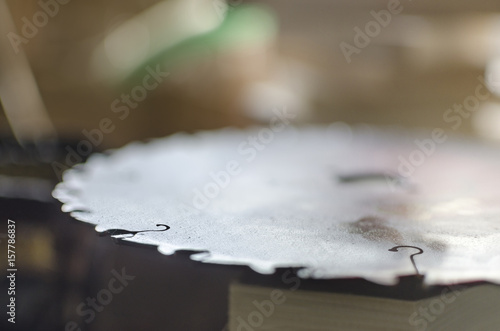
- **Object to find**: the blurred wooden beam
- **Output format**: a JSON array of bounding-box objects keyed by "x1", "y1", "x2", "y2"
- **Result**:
[{"x1": 0, "y1": 0, "x2": 57, "y2": 144}]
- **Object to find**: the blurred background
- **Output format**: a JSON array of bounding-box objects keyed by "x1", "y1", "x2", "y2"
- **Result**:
[{"x1": 1, "y1": 0, "x2": 500, "y2": 330}]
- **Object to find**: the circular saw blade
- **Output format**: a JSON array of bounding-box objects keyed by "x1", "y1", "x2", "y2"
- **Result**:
[{"x1": 53, "y1": 124, "x2": 500, "y2": 285}]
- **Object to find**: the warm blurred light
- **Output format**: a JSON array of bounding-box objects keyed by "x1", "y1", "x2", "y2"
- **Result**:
[
  {"x1": 389, "y1": 15, "x2": 500, "y2": 69},
  {"x1": 451, "y1": 15, "x2": 500, "y2": 68},
  {"x1": 485, "y1": 57, "x2": 500, "y2": 96},
  {"x1": 240, "y1": 58, "x2": 317, "y2": 122},
  {"x1": 242, "y1": 81, "x2": 306, "y2": 121},
  {"x1": 473, "y1": 102, "x2": 500, "y2": 141},
  {"x1": 104, "y1": 21, "x2": 151, "y2": 71},
  {"x1": 92, "y1": 0, "x2": 221, "y2": 83}
]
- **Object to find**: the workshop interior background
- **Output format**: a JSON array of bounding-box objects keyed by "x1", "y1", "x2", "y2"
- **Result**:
[{"x1": 1, "y1": 0, "x2": 500, "y2": 330}]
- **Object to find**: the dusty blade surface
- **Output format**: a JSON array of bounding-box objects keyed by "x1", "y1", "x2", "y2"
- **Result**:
[{"x1": 53, "y1": 125, "x2": 500, "y2": 285}]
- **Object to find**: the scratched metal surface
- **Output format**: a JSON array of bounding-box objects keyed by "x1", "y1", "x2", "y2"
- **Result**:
[{"x1": 53, "y1": 125, "x2": 500, "y2": 285}]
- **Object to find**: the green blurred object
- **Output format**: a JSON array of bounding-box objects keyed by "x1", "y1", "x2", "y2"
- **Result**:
[{"x1": 123, "y1": 4, "x2": 277, "y2": 89}]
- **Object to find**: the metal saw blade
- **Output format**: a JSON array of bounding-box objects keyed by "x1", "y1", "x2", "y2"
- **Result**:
[{"x1": 53, "y1": 124, "x2": 500, "y2": 285}]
